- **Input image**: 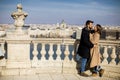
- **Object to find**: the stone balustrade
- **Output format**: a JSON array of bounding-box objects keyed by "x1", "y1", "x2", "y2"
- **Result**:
[
  {"x1": 98, "y1": 40, "x2": 120, "y2": 65},
  {"x1": 0, "y1": 38, "x2": 120, "y2": 78},
  {"x1": 30, "y1": 38, "x2": 76, "y2": 73}
]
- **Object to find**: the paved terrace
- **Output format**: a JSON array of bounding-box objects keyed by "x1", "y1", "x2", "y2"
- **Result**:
[{"x1": 0, "y1": 73, "x2": 119, "y2": 80}]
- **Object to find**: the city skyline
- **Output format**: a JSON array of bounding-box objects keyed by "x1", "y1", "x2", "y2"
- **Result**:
[{"x1": 0, "y1": 0, "x2": 120, "y2": 25}]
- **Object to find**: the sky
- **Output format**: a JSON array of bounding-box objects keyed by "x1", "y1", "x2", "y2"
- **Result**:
[{"x1": 0, "y1": 0, "x2": 120, "y2": 25}]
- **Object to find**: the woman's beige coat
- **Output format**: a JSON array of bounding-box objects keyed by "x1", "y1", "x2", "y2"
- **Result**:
[{"x1": 90, "y1": 32, "x2": 101, "y2": 68}]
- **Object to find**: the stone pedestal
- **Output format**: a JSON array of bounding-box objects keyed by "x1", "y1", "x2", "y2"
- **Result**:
[
  {"x1": 0, "y1": 3, "x2": 32, "y2": 75},
  {"x1": 6, "y1": 40, "x2": 31, "y2": 68},
  {"x1": 6, "y1": 32, "x2": 31, "y2": 68}
]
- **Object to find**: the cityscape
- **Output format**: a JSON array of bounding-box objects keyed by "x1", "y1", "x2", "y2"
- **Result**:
[
  {"x1": 0, "y1": 23, "x2": 120, "y2": 39},
  {"x1": 0, "y1": 0, "x2": 120, "y2": 80}
]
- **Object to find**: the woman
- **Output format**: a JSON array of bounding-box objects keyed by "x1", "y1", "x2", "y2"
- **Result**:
[{"x1": 90, "y1": 24, "x2": 104, "y2": 77}]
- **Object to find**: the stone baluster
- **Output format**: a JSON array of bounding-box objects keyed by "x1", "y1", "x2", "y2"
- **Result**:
[
  {"x1": 118, "y1": 53, "x2": 120, "y2": 65},
  {"x1": 71, "y1": 50, "x2": 74, "y2": 62},
  {"x1": 71, "y1": 46, "x2": 76, "y2": 69},
  {"x1": 32, "y1": 43, "x2": 38, "y2": 67},
  {"x1": 49, "y1": 43, "x2": 54, "y2": 61},
  {"x1": 110, "y1": 46, "x2": 116, "y2": 64},
  {"x1": 0, "y1": 42, "x2": 6, "y2": 68},
  {"x1": 1, "y1": 43, "x2": 5, "y2": 53},
  {"x1": 33, "y1": 43, "x2": 38, "y2": 60},
  {"x1": 64, "y1": 44, "x2": 69, "y2": 61},
  {"x1": 56, "y1": 44, "x2": 61, "y2": 61},
  {"x1": 1, "y1": 42, "x2": 5, "y2": 59},
  {"x1": 102, "y1": 46, "x2": 108, "y2": 65},
  {"x1": 41, "y1": 43, "x2": 46, "y2": 61}
]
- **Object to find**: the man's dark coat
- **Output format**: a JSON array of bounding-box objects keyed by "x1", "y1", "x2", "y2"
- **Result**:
[{"x1": 77, "y1": 27, "x2": 94, "y2": 58}]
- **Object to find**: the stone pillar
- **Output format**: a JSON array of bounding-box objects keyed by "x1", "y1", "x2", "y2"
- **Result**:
[
  {"x1": 1, "y1": 42, "x2": 5, "y2": 59},
  {"x1": 5, "y1": 3, "x2": 31, "y2": 69},
  {"x1": 32, "y1": 43, "x2": 38, "y2": 67},
  {"x1": 71, "y1": 50, "x2": 74, "y2": 62},
  {"x1": 32, "y1": 43, "x2": 38, "y2": 60},
  {"x1": 0, "y1": 42, "x2": 6, "y2": 67},
  {"x1": 110, "y1": 46, "x2": 116, "y2": 65},
  {"x1": 102, "y1": 46, "x2": 108, "y2": 65},
  {"x1": 6, "y1": 40, "x2": 31, "y2": 68},
  {"x1": 41, "y1": 43, "x2": 46, "y2": 61},
  {"x1": 56, "y1": 44, "x2": 61, "y2": 61},
  {"x1": 64, "y1": 44, "x2": 69, "y2": 62},
  {"x1": 49, "y1": 43, "x2": 54, "y2": 61}
]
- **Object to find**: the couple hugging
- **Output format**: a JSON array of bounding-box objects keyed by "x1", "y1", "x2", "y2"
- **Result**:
[{"x1": 77, "y1": 20, "x2": 104, "y2": 77}]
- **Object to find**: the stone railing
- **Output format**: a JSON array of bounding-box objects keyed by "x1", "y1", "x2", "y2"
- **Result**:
[
  {"x1": 30, "y1": 38, "x2": 77, "y2": 74},
  {"x1": 99, "y1": 40, "x2": 120, "y2": 65},
  {"x1": 97, "y1": 40, "x2": 120, "y2": 79},
  {"x1": 0, "y1": 38, "x2": 120, "y2": 78}
]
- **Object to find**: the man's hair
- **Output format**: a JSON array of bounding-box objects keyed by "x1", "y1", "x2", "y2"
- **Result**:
[{"x1": 85, "y1": 20, "x2": 94, "y2": 26}]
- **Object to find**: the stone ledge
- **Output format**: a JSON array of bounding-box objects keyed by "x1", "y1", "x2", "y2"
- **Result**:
[
  {"x1": 102, "y1": 65, "x2": 120, "y2": 73},
  {"x1": 0, "y1": 59, "x2": 6, "y2": 67},
  {"x1": 103, "y1": 71, "x2": 120, "y2": 79},
  {"x1": 6, "y1": 61, "x2": 31, "y2": 69},
  {"x1": 99, "y1": 66, "x2": 120, "y2": 78},
  {"x1": 20, "y1": 68, "x2": 36, "y2": 76},
  {"x1": 35, "y1": 67, "x2": 62, "y2": 74},
  {"x1": 1, "y1": 68, "x2": 19, "y2": 76}
]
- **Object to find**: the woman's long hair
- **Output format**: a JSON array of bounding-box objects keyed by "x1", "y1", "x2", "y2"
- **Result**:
[{"x1": 95, "y1": 24, "x2": 102, "y2": 35}]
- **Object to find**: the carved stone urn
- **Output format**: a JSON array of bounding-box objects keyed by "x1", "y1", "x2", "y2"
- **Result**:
[{"x1": 11, "y1": 4, "x2": 28, "y2": 31}]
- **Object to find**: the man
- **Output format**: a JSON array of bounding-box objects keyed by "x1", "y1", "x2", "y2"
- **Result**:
[{"x1": 77, "y1": 20, "x2": 95, "y2": 76}]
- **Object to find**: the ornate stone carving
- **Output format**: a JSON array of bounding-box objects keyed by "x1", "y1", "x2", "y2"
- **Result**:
[{"x1": 11, "y1": 4, "x2": 28, "y2": 29}]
